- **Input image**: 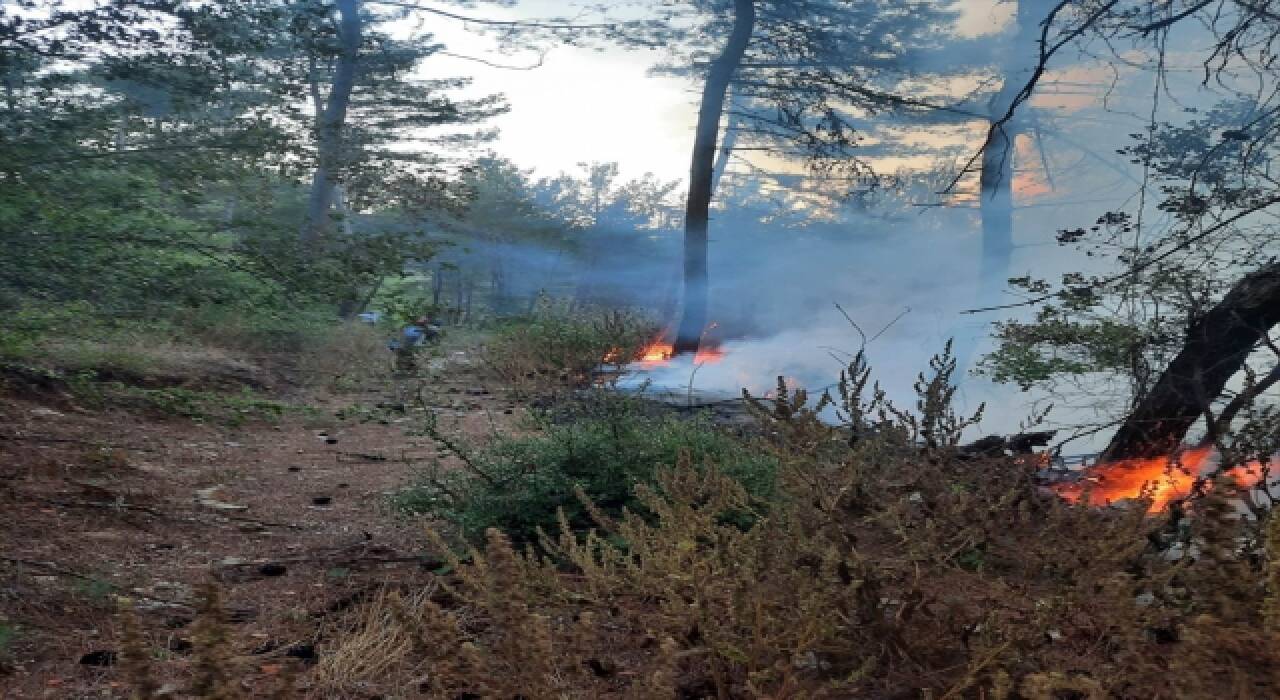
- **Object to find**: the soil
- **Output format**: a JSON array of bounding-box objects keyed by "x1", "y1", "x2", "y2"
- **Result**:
[{"x1": 0, "y1": 349, "x2": 523, "y2": 698}]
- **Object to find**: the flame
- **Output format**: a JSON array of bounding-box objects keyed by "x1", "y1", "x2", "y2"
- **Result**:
[
  {"x1": 693, "y1": 345, "x2": 726, "y2": 364},
  {"x1": 1052, "y1": 446, "x2": 1273, "y2": 512},
  {"x1": 612, "y1": 325, "x2": 725, "y2": 368},
  {"x1": 639, "y1": 340, "x2": 676, "y2": 366}
]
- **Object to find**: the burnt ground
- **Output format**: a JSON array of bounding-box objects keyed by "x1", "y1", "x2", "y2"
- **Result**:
[{"x1": 0, "y1": 351, "x2": 523, "y2": 698}]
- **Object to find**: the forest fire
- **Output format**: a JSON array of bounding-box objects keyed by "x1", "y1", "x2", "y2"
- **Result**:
[
  {"x1": 633, "y1": 337, "x2": 725, "y2": 367},
  {"x1": 1052, "y1": 446, "x2": 1274, "y2": 512},
  {"x1": 609, "y1": 323, "x2": 727, "y2": 369}
]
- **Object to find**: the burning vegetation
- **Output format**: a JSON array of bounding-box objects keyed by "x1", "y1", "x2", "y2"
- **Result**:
[
  {"x1": 617, "y1": 323, "x2": 727, "y2": 368},
  {"x1": 1053, "y1": 446, "x2": 1277, "y2": 513}
]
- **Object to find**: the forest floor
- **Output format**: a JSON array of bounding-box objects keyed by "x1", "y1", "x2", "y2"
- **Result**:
[{"x1": 0, "y1": 343, "x2": 524, "y2": 698}]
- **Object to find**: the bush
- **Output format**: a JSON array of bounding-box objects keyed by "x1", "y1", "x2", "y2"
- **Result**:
[
  {"x1": 326, "y1": 347, "x2": 1280, "y2": 698},
  {"x1": 177, "y1": 305, "x2": 339, "y2": 356},
  {"x1": 296, "y1": 320, "x2": 393, "y2": 391},
  {"x1": 394, "y1": 393, "x2": 777, "y2": 545},
  {"x1": 482, "y1": 300, "x2": 659, "y2": 394}
]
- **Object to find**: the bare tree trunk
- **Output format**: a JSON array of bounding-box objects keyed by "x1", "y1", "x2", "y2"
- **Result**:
[
  {"x1": 352, "y1": 275, "x2": 384, "y2": 317},
  {"x1": 673, "y1": 0, "x2": 755, "y2": 355},
  {"x1": 491, "y1": 259, "x2": 507, "y2": 313},
  {"x1": 453, "y1": 267, "x2": 464, "y2": 323},
  {"x1": 464, "y1": 275, "x2": 474, "y2": 323},
  {"x1": 976, "y1": 0, "x2": 1052, "y2": 310},
  {"x1": 1104, "y1": 262, "x2": 1280, "y2": 460},
  {"x1": 300, "y1": 0, "x2": 362, "y2": 247},
  {"x1": 711, "y1": 90, "x2": 741, "y2": 195}
]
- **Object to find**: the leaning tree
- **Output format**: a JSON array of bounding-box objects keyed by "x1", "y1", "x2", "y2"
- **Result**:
[{"x1": 976, "y1": 0, "x2": 1280, "y2": 463}]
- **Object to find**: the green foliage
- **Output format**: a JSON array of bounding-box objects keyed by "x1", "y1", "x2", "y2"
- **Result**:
[
  {"x1": 0, "y1": 621, "x2": 15, "y2": 658},
  {"x1": 483, "y1": 302, "x2": 659, "y2": 391},
  {"x1": 394, "y1": 394, "x2": 777, "y2": 545},
  {"x1": 980, "y1": 306, "x2": 1147, "y2": 390},
  {"x1": 72, "y1": 578, "x2": 115, "y2": 607}
]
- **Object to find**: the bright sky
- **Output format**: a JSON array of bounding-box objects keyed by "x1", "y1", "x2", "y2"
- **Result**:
[{"x1": 413, "y1": 0, "x2": 1008, "y2": 182}]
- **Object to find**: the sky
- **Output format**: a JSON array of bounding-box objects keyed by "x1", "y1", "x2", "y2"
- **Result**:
[
  {"x1": 396, "y1": 1, "x2": 1273, "y2": 451},
  {"x1": 412, "y1": 0, "x2": 1011, "y2": 182}
]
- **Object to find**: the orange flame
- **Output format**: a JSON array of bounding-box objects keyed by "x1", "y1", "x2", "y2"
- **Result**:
[
  {"x1": 1053, "y1": 446, "x2": 1273, "y2": 512},
  {"x1": 611, "y1": 325, "x2": 725, "y2": 368},
  {"x1": 639, "y1": 340, "x2": 676, "y2": 366}
]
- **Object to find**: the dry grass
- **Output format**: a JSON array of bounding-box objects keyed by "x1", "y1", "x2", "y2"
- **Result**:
[
  {"x1": 113, "y1": 345, "x2": 1280, "y2": 698},
  {"x1": 296, "y1": 321, "x2": 392, "y2": 391},
  {"x1": 308, "y1": 348, "x2": 1280, "y2": 698},
  {"x1": 39, "y1": 335, "x2": 267, "y2": 389},
  {"x1": 483, "y1": 304, "x2": 657, "y2": 396},
  {"x1": 312, "y1": 585, "x2": 444, "y2": 696}
]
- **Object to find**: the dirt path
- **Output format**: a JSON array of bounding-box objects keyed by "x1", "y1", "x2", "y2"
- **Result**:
[{"x1": 0, "y1": 355, "x2": 521, "y2": 698}]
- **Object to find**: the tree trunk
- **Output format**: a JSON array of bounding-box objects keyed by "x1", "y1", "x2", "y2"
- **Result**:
[
  {"x1": 300, "y1": 0, "x2": 362, "y2": 247},
  {"x1": 976, "y1": 0, "x2": 1051, "y2": 310},
  {"x1": 1104, "y1": 261, "x2": 1280, "y2": 460},
  {"x1": 711, "y1": 90, "x2": 741, "y2": 195},
  {"x1": 673, "y1": 0, "x2": 755, "y2": 355},
  {"x1": 491, "y1": 258, "x2": 507, "y2": 313}
]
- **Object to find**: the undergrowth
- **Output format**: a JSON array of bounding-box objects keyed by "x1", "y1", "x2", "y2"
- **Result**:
[
  {"x1": 120, "y1": 345, "x2": 1280, "y2": 698},
  {"x1": 395, "y1": 392, "x2": 777, "y2": 545},
  {"x1": 483, "y1": 300, "x2": 658, "y2": 394}
]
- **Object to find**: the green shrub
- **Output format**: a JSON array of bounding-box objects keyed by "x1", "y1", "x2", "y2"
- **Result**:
[
  {"x1": 483, "y1": 301, "x2": 658, "y2": 393},
  {"x1": 395, "y1": 394, "x2": 776, "y2": 545}
]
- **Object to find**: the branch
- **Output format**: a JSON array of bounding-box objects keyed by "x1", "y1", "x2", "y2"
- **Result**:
[
  {"x1": 961, "y1": 194, "x2": 1280, "y2": 314},
  {"x1": 436, "y1": 49, "x2": 546, "y2": 70},
  {"x1": 363, "y1": 2, "x2": 619, "y2": 31},
  {"x1": 1129, "y1": 0, "x2": 1215, "y2": 33},
  {"x1": 943, "y1": 0, "x2": 1121, "y2": 195}
]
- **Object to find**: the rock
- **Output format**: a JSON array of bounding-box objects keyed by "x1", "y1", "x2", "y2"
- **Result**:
[
  {"x1": 163, "y1": 616, "x2": 194, "y2": 629},
  {"x1": 258, "y1": 563, "x2": 287, "y2": 577},
  {"x1": 224, "y1": 608, "x2": 256, "y2": 624},
  {"x1": 195, "y1": 487, "x2": 248, "y2": 512},
  {"x1": 79, "y1": 650, "x2": 117, "y2": 667},
  {"x1": 31, "y1": 407, "x2": 65, "y2": 418},
  {"x1": 285, "y1": 643, "x2": 317, "y2": 664},
  {"x1": 220, "y1": 557, "x2": 248, "y2": 567}
]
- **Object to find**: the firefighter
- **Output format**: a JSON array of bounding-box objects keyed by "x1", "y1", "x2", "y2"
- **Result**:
[{"x1": 389, "y1": 318, "x2": 427, "y2": 372}]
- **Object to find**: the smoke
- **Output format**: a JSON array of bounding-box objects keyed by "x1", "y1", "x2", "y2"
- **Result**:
[{"x1": 424, "y1": 20, "x2": 1277, "y2": 453}]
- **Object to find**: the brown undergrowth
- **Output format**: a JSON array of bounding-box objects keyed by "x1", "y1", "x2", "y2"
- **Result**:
[{"x1": 139, "y1": 347, "x2": 1280, "y2": 698}]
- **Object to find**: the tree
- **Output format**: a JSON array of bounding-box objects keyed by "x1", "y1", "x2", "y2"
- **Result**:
[
  {"x1": 665, "y1": 0, "x2": 961, "y2": 353},
  {"x1": 1102, "y1": 260, "x2": 1280, "y2": 459},
  {"x1": 673, "y1": 0, "x2": 755, "y2": 354},
  {"x1": 977, "y1": 0, "x2": 1060, "y2": 311},
  {"x1": 300, "y1": 0, "x2": 362, "y2": 246},
  {"x1": 983, "y1": 97, "x2": 1280, "y2": 459}
]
